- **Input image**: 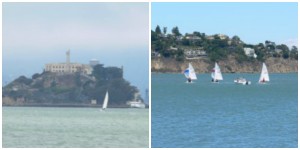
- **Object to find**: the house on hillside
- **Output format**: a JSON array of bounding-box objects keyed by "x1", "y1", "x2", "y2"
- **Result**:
[
  {"x1": 168, "y1": 46, "x2": 178, "y2": 51},
  {"x1": 205, "y1": 34, "x2": 229, "y2": 40},
  {"x1": 185, "y1": 34, "x2": 201, "y2": 40},
  {"x1": 151, "y1": 51, "x2": 161, "y2": 58},
  {"x1": 184, "y1": 47, "x2": 207, "y2": 59},
  {"x1": 244, "y1": 47, "x2": 257, "y2": 58}
]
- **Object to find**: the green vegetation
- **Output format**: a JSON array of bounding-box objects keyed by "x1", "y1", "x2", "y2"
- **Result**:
[
  {"x1": 84, "y1": 64, "x2": 137, "y2": 105},
  {"x1": 15, "y1": 76, "x2": 33, "y2": 85},
  {"x1": 151, "y1": 25, "x2": 298, "y2": 62}
]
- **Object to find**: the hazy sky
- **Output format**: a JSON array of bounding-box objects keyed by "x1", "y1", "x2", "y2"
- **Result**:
[
  {"x1": 152, "y1": 2, "x2": 298, "y2": 47},
  {"x1": 3, "y1": 2, "x2": 149, "y2": 101}
]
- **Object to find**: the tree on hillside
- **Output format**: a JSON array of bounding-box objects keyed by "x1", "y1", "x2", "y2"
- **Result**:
[
  {"x1": 255, "y1": 48, "x2": 265, "y2": 62},
  {"x1": 175, "y1": 49, "x2": 184, "y2": 61},
  {"x1": 290, "y1": 46, "x2": 298, "y2": 60},
  {"x1": 15, "y1": 76, "x2": 32, "y2": 85},
  {"x1": 105, "y1": 67, "x2": 123, "y2": 80},
  {"x1": 155, "y1": 25, "x2": 162, "y2": 35},
  {"x1": 291, "y1": 46, "x2": 298, "y2": 51},
  {"x1": 193, "y1": 31, "x2": 201, "y2": 37},
  {"x1": 276, "y1": 44, "x2": 290, "y2": 59},
  {"x1": 282, "y1": 50, "x2": 289, "y2": 59},
  {"x1": 151, "y1": 30, "x2": 158, "y2": 41},
  {"x1": 276, "y1": 44, "x2": 289, "y2": 51},
  {"x1": 211, "y1": 38, "x2": 229, "y2": 48},
  {"x1": 32, "y1": 73, "x2": 41, "y2": 79},
  {"x1": 258, "y1": 43, "x2": 265, "y2": 49},
  {"x1": 172, "y1": 26, "x2": 181, "y2": 36},
  {"x1": 231, "y1": 35, "x2": 241, "y2": 46},
  {"x1": 265, "y1": 40, "x2": 276, "y2": 51},
  {"x1": 163, "y1": 27, "x2": 167, "y2": 35}
]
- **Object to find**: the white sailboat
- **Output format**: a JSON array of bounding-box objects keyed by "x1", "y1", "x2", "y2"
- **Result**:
[
  {"x1": 102, "y1": 91, "x2": 109, "y2": 110},
  {"x1": 211, "y1": 62, "x2": 223, "y2": 83},
  {"x1": 258, "y1": 63, "x2": 270, "y2": 84},
  {"x1": 184, "y1": 63, "x2": 197, "y2": 83}
]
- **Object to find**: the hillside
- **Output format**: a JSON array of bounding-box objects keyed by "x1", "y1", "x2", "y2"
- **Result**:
[
  {"x1": 2, "y1": 65, "x2": 143, "y2": 107},
  {"x1": 151, "y1": 26, "x2": 298, "y2": 73}
]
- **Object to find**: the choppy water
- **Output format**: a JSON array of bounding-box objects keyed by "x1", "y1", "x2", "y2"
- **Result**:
[
  {"x1": 2, "y1": 107, "x2": 149, "y2": 148},
  {"x1": 151, "y1": 73, "x2": 297, "y2": 148}
]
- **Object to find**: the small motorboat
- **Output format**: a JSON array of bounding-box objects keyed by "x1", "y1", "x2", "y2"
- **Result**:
[{"x1": 234, "y1": 77, "x2": 251, "y2": 85}]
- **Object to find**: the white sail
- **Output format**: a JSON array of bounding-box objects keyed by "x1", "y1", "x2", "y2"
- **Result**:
[
  {"x1": 259, "y1": 63, "x2": 270, "y2": 82},
  {"x1": 188, "y1": 63, "x2": 197, "y2": 80},
  {"x1": 211, "y1": 62, "x2": 223, "y2": 81},
  {"x1": 184, "y1": 63, "x2": 197, "y2": 80},
  {"x1": 102, "y1": 91, "x2": 109, "y2": 110}
]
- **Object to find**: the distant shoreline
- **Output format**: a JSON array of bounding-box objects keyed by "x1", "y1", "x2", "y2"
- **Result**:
[
  {"x1": 2, "y1": 104, "x2": 126, "y2": 108},
  {"x1": 151, "y1": 71, "x2": 298, "y2": 74},
  {"x1": 2, "y1": 104, "x2": 149, "y2": 109}
]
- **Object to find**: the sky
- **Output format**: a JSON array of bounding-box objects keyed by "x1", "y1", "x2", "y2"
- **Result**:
[
  {"x1": 2, "y1": 3, "x2": 149, "y2": 101},
  {"x1": 152, "y1": 2, "x2": 298, "y2": 47}
]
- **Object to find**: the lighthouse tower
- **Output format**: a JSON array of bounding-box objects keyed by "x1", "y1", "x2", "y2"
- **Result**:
[{"x1": 66, "y1": 49, "x2": 70, "y2": 73}]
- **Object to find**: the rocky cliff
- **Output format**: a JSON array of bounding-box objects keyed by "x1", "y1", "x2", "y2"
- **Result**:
[{"x1": 151, "y1": 56, "x2": 298, "y2": 73}]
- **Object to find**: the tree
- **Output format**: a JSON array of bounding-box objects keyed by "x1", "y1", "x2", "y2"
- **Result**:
[
  {"x1": 92, "y1": 64, "x2": 105, "y2": 80},
  {"x1": 231, "y1": 35, "x2": 241, "y2": 46},
  {"x1": 255, "y1": 48, "x2": 265, "y2": 62},
  {"x1": 291, "y1": 46, "x2": 298, "y2": 51},
  {"x1": 105, "y1": 67, "x2": 123, "y2": 80},
  {"x1": 276, "y1": 44, "x2": 290, "y2": 59},
  {"x1": 32, "y1": 73, "x2": 40, "y2": 79},
  {"x1": 257, "y1": 43, "x2": 265, "y2": 49},
  {"x1": 92, "y1": 64, "x2": 123, "y2": 81},
  {"x1": 265, "y1": 40, "x2": 276, "y2": 51},
  {"x1": 282, "y1": 50, "x2": 289, "y2": 59},
  {"x1": 175, "y1": 49, "x2": 184, "y2": 61},
  {"x1": 172, "y1": 26, "x2": 181, "y2": 36},
  {"x1": 290, "y1": 46, "x2": 298, "y2": 60},
  {"x1": 155, "y1": 25, "x2": 162, "y2": 35},
  {"x1": 15, "y1": 76, "x2": 32, "y2": 85},
  {"x1": 162, "y1": 50, "x2": 171, "y2": 58},
  {"x1": 276, "y1": 44, "x2": 289, "y2": 51},
  {"x1": 151, "y1": 30, "x2": 158, "y2": 41},
  {"x1": 51, "y1": 80, "x2": 57, "y2": 87},
  {"x1": 163, "y1": 27, "x2": 167, "y2": 35},
  {"x1": 211, "y1": 38, "x2": 228, "y2": 48},
  {"x1": 193, "y1": 31, "x2": 201, "y2": 37}
]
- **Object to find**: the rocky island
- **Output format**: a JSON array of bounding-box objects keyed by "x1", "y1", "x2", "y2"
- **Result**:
[{"x1": 3, "y1": 51, "x2": 146, "y2": 108}]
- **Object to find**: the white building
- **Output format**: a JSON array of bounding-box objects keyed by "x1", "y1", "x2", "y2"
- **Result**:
[
  {"x1": 184, "y1": 48, "x2": 207, "y2": 58},
  {"x1": 244, "y1": 47, "x2": 257, "y2": 58},
  {"x1": 45, "y1": 50, "x2": 93, "y2": 74},
  {"x1": 216, "y1": 34, "x2": 229, "y2": 40},
  {"x1": 206, "y1": 34, "x2": 229, "y2": 40},
  {"x1": 168, "y1": 46, "x2": 178, "y2": 51},
  {"x1": 185, "y1": 34, "x2": 201, "y2": 40}
]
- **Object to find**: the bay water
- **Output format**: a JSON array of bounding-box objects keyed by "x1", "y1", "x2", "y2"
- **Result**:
[
  {"x1": 2, "y1": 107, "x2": 149, "y2": 148},
  {"x1": 151, "y1": 73, "x2": 297, "y2": 148}
]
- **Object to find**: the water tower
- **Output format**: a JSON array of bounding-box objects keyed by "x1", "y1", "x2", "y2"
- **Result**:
[{"x1": 89, "y1": 59, "x2": 99, "y2": 67}]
